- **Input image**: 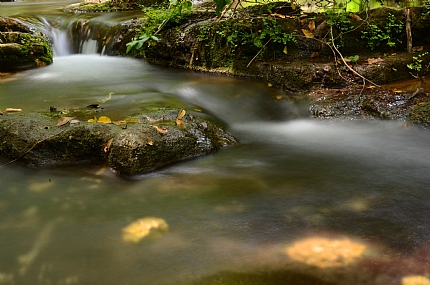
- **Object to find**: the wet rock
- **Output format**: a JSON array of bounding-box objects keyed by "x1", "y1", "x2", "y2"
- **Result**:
[
  {"x1": 409, "y1": 101, "x2": 430, "y2": 127},
  {"x1": 0, "y1": 17, "x2": 53, "y2": 72},
  {"x1": 0, "y1": 109, "x2": 237, "y2": 176}
]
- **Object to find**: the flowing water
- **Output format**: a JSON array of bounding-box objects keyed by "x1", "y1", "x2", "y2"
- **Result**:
[{"x1": 2, "y1": 2, "x2": 430, "y2": 285}]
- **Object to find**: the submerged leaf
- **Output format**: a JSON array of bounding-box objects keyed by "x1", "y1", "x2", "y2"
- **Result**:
[
  {"x1": 5, "y1": 108, "x2": 22, "y2": 113},
  {"x1": 56, "y1": 117, "x2": 74, "y2": 127},
  {"x1": 124, "y1": 118, "x2": 142, "y2": 124}
]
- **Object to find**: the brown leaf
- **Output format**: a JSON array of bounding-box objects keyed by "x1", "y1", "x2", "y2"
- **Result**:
[
  {"x1": 367, "y1": 57, "x2": 384, "y2": 65},
  {"x1": 310, "y1": 52, "x2": 319, "y2": 59},
  {"x1": 103, "y1": 138, "x2": 113, "y2": 153},
  {"x1": 176, "y1": 119, "x2": 185, "y2": 126},
  {"x1": 5, "y1": 108, "x2": 22, "y2": 113},
  {"x1": 308, "y1": 20, "x2": 315, "y2": 32},
  {"x1": 87, "y1": 104, "x2": 100, "y2": 108},
  {"x1": 56, "y1": 117, "x2": 74, "y2": 127},
  {"x1": 153, "y1": 125, "x2": 168, "y2": 134},
  {"x1": 147, "y1": 140, "x2": 154, "y2": 146},
  {"x1": 302, "y1": 29, "x2": 314, "y2": 39},
  {"x1": 300, "y1": 19, "x2": 306, "y2": 26},
  {"x1": 412, "y1": 46, "x2": 424, "y2": 52},
  {"x1": 348, "y1": 13, "x2": 362, "y2": 21}
]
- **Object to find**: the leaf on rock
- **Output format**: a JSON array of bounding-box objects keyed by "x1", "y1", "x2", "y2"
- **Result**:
[
  {"x1": 177, "y1": 109, "x2": 186, "y2": 119},
  {"x1": 103, "y1": 138, "x2": 113, "y2": 153},
  {"x1": 308, "y1": 20, "x2": 315, "y2": 31},
  {"x1": 176, "y1": 119, "x2": 185, "y2": 126},
  {"x1": 147, "y1": 140, "x2": 154, "y2": 146},
  {"x1": 112, "y1": 121, "x2": 127, "y2": 125},
  {"x1": 302, "y1": 29, "x2": 314, "y2": 39},
  {"x1": 97, "y1": 116, "x2": 112, "y2": 124},
  {"x1": 153, "y1": 125, "x2": 168, "y2": 134},
  {"x1": 367, "y1": 57, "x2": 384, "y2": 65},
  {"x1": 88, "y1": 116, "x2": 97, "y2": 123},
  {"x1": 56, "y1": 117, "x2": 75, "y2": 127}
]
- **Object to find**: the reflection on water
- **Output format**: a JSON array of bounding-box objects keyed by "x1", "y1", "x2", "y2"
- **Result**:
[{"x1": 2, "y1": 3, "x2": 430, "y2": 284}]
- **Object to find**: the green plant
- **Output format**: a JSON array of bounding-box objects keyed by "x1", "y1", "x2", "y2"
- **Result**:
[
  {"x1": 126, "y1": 0, "x2": 192, "y2": 55},
  {"x1": 422, "y1": 1, "x2": 430, "y2": 19},
  {"x1": 361, "y1": 13, "x2": 404, "y2": 50},
  {"x1": 407, "y1": 52, "x2": 429, "y2": 72},
  {"x1": 326, "y1": 10, "x2": 355, "y2": 47}
]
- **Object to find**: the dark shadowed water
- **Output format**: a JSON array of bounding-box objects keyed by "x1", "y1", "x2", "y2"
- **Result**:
[{"x1": 1, "y1": 2, "x2": 430, "y2": 285}]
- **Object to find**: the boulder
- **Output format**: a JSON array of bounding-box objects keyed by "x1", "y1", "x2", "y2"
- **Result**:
[
  {"x1": 0, "y1": 17, "x2": 53, "y2": 72},
  {"x1": 0, "y1": 108, "x2": 237, "y2": 176}
]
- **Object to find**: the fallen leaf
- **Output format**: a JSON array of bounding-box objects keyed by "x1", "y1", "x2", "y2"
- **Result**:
[
  {"x1": 310, "y1": 52, "x2": 319, "y2": 59},
  {"x1": 308, "y1": 20, "x2": 315, "y2": 31},
  {"x1": 122, "y1": 217, "x2": 168, "y2": 244},
  {"x1": 348, "y1": 13, "x2": 362, "y2": 21},
  {"x1": 177, "y1": 109, "x2": 186, "y2": 119},
  {"x1": 70, "y1": 119, "x2": 80, "y2": 125},
  {"x1": 97, "y1": 116, "x2": 112, "y2": 124},
  {"x1": 0, "y1": 111, "x2": 3, "y2": 115},
  {"x1": 60, "y1": 109, "x2": 69, "y2": 114},
  {"x1": 88, "y1": 116, "x2": 97, "y2": 123},
  {"x1": 99, "y1": 92, "x2": 113, "y2": 103},
  {"x1": 147, "y1": 140, "x2": 154, "y2": 146},
  {"x1": 367, "y1": 57, "x2": 384, "y2": 65},
  {"x1": 302, "y1": 29, "x2": 314, "y2": 39},
  {"x1": 112, "y1": 121, "x2": 127, "y2": 125},
  {"x1": 176, "y1": 119, "x2": 185, "y2": 126},
  {"x1": 103, "y1": 138, "x2": 113, "y2": 153},
  {"x1": 300, "y1": 19, "x2": 306, "y2": 26},
  {"x1": 5, "y1": 108, "x2": 22, "y2": 113},
  {"x1": 87, "y1": 104, "x2": 100, "y2": 108},
  {"x1": 283, "y1": 46, "x2": 288, "y2": 55},
  {"x1": 276, "y1": 95, "x2": 283, "y2": 100},
  {"x1": 153, "y1": 125, "x2": 168, "y2": 134},
  {"x1": 56, "y1": 117, "x2": 75, "y2": 127}
]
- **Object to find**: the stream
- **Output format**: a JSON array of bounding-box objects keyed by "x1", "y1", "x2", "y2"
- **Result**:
[{"x1": 2, "y1": 1, "x2": 430, "y2": 285}]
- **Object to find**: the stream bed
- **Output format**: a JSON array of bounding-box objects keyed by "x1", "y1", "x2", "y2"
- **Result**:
[{"x1": 1, "y1": 1, "x2": 430, "y2": 285}]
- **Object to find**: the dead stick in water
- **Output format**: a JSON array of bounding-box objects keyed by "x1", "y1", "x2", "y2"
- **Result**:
[{"x1": 0, "y1": 128, "x2": 67, "y2": 168}]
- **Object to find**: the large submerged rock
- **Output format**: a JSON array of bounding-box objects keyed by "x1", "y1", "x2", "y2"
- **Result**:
[
  {"x1": 0, "y1": 109, "x2": 237, "y2": 176},
  {"x1": 0, "y1": 17, "x2": 53, "y2": 72}
]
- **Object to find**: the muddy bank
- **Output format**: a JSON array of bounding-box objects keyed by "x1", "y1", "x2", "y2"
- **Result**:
[{"x1": 0, "y1": 108, "x2": 237, "y2": 176}]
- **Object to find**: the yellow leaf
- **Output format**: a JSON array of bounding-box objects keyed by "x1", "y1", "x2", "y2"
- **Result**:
[
  {"x1": 97, "y1": 116, "x2": 112, "y2": 124},
  {"x1": 88, "y1": 116, "x2": 97, "y2": 123},
  {"x1": 147, "y1": 140, "x2": 154, "y2": 146},
  {"x1": 291, "y1": 1, "x2": 296, "y2": 10},
  {"x1": 302, "y1": 29, "x2": 314, "y2": 39},
  {"x1": 308, "y1": 20, "x2": 315, "y2": 31},
  {"x1": 177, "y1": 109, "x2": 186, "y2": 119},
  {"x1": 56, "y1": 117, "x2": 75, "y2": 127},
  {"x1": 283, "y1": 46, "x2": 288, "y2": 55}
]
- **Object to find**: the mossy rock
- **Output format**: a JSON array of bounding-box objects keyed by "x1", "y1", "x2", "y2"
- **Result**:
[
  {"x1": 0, "y1": 109, "x2": 237, "y2": 176},
  {"x1": 0, "y1": 17, "x2": 53, "y2": 72},
  {"x1": 409, "y1": 102, "x2": 430, "y2": 127}
]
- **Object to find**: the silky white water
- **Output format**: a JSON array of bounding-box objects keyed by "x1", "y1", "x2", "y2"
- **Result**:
[{"x1": 1, "y1": 2, "x2": 430, "y2": 285}]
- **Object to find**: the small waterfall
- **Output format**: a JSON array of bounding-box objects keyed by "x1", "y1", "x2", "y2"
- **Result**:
[{"x1": 20, "y1": 13, "x2": 134, "y2": 56}]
